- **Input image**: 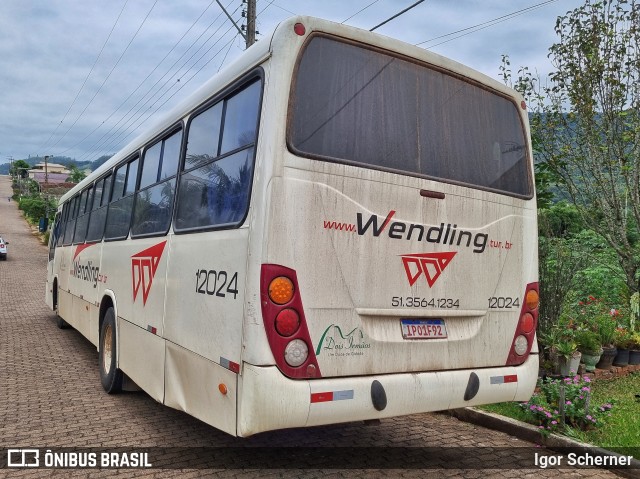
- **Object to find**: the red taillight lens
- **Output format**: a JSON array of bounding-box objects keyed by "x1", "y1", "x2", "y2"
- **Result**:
[
  {"x1": 506, "y1": 282, "x2": 539, "y2": 366},
  {"x1": 275, "y1": 309, "x2": 300, "y2": 337},
  {"x1": 521, "y1": 313, "x2": 535, "y2": 334},
  {"x1": 261, "y1": 264, "x2": 321, "y2": 379}
]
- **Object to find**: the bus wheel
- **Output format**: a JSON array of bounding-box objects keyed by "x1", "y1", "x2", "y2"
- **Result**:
[
  {"x1": 99, "y1": 308, "x2": 123, "y2": 393},
  {"x1": 53, "y1": 283, "x2": 68, "y2": 329}
]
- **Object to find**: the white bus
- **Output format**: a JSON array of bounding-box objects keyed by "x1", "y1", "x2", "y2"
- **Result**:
[{"x1": 46, "y1": 16, "x2": 539, "y2": 437}]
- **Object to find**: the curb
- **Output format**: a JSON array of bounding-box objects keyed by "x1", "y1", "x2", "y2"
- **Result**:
[{"x1": 448, "y1": 407, "x2": 640, "y2": 479}]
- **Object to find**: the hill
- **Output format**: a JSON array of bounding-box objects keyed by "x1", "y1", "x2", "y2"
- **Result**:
[{"x1": 0, "y1": 155, "x2": 112, "y2": 176}]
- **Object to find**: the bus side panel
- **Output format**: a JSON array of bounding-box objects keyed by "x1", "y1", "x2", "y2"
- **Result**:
[
  {"x1": 100, "y1": 238, "x2": 169, "y2": 337},
  {"x1": 118, "y1": 317, "x2": 165, "y2": 403},
  {"x1": 71, "y1": 295, "x2": 93, "y2": 342},
  {"x1": 237, "y1": 364, "x2": 310, "y2": 437},
  {"x1": 56, "y1": 246, "x2": 73, "y2": 295},
  {"x1": 164, "y1": 341, "x2": 238, "y2": 436},
  {"x1": 164, "y1": 229, "x2": 248, "y2": 365},
  {"x1": 57, "y1": 288, "x2": 73, "y2": 328}
]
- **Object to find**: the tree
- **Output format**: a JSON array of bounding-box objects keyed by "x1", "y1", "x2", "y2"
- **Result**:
[
  {"x1": 9, "y1": 159, "x2": 30, "y2": 178},
  {"x1": 66, "y1": 164, "x2": 86, "y2": 183},
  {"x1": 528, "y1": 0, "x2": 640, "y2": 295}
]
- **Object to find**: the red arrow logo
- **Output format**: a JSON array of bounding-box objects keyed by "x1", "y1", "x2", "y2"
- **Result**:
[
  {"x1": 131, "y1": 241, "x2": 167, "y2": 306},
  {"x1": 400, "y1": 252, "x2": 456, "y2": 287}
]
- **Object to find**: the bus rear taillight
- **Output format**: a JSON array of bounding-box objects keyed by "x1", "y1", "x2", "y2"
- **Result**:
[
  {"x1": 261, "y1": 264, "x2": 321, "y2": 378},
  {"x1": 275, "y1": 309, "x2": 300, "y2": 336},
  {"x1": 269, "y1": 276, "x2": 294, "y2": 304},
  {"x1": 506, "y1": 282, "x2": 539, "y2": 366}
]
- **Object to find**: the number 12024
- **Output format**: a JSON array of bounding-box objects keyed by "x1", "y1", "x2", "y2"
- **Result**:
[{"x1": 195, "y1": 269, "x2": 239, "y2": 299}]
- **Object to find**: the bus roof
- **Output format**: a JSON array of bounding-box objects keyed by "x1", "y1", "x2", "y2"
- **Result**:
[{"x1": 59, "y1": 15, "x2": 523, "y2": 205}]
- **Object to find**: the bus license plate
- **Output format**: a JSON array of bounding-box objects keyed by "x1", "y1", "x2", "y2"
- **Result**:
[{"x1": 401, "y1": 319, "x2": 447, "y2": 339}]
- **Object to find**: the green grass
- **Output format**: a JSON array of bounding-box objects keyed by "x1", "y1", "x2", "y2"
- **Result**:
[{"x1": 480, "y1": 372, "x2": 640, "y2": 457}]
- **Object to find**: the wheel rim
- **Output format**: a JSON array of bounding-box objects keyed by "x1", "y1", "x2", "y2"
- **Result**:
[{"x1": 102, "y1": 323, "x2": 113, "y2": 374}]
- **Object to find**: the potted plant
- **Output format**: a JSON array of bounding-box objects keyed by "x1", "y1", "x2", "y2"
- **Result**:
[
  {"x1": 575, "y1": 329, "x2": 602, "y2": 372},
  {"x1": 556, "y1": 339, "x2": 581, "y2": 377},
  {"x1": 629, "y1": 332, "x2": 640, "y2": 366},
  {"x1": 538, "y1": 328, "x2": 562, "y2": 375},
  {"x1": 613, "y1": 328, "x2": 632, "y2": 366}
]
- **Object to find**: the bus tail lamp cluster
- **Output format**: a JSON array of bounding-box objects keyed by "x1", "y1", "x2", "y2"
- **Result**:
[
  {"x1": 260, "y1": 264, "x2": 321, "y2": 379},
  {"x1": 506, "y1": 282, "x2": 539, "y2": 366}
]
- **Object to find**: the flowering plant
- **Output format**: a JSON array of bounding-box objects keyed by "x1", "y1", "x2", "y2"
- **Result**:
[
  {"x1": 614, "y1": 328, "x2": 633, "y2": 349},
  {"x1": 574, "y1": 329, "x2": 601, "y2": 353},
  {"x1": 597, "y1": 312, "x2": 618, "y2": 348},
  {"x1": 569, "y1": 296, "x2": 620, "y2": 347},
  {"x1": 520, "y1": 375, "x2": 613, "y2": 436}
]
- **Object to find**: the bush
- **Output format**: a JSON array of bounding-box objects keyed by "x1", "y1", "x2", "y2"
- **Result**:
[
  {"x1": 520, "y1": 375, "x2": 613, "y2": 437},
  {"x1": 18, "y1": 196, "x2": 56, "y2": 223},
  {"x1": 574, "y1": 329, "x2": 601, "y2": 353}
]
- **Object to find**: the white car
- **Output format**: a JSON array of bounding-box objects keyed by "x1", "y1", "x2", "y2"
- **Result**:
[{"x1": 0, "y1": 237, "x2": 8, "y2": 260}]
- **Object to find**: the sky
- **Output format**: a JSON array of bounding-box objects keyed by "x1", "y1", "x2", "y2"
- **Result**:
[{"x1": 0, "y1": 0, "x2": 584, "y2": 164}]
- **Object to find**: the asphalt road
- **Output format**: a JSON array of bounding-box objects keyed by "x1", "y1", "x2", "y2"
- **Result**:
[{"x1": 0, "y1": 175, "x2": 618, "y2": 478}]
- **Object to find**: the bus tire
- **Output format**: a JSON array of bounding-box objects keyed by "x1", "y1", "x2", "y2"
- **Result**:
[
  {"x1": 53, "y1": 282, "x2": 68, "y2": 329},
  {"x1": 99, "y1": 307, "x2": 123, "y2": 393}
]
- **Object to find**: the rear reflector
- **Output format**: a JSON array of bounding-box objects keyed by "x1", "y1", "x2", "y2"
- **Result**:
[
  {"x1": 220, "y1": 357, "x2": 240, "y2": 374},
  {"x1": 311, "y1": 390, "x2": 354, "y2": 403},
  {"x1": 491, "y1": 374, "x2": 518, "y2": 384}
]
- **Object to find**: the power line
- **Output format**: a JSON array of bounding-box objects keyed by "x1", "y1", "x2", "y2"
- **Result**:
[
  {"x1": 268, "y1": 1, "x2": 296, "y2": 16},
  {"x1": 75, "y1": 2, "x2": 238, "y2": 161},
  {"x1": 342, "y1": 0, "x2": 381, "y2": 24},
  {"x1": 39, "y1": 0, "x2": 129, "y2": 153},
  {"x1": 370, "y1": 0, "x2": 425, "y2": 32},
  {"x1": 95, "y1": 32, "x2": 240, "y2": 159},
  {"x1": 49, "y1": 0, "x2": 160, "y2": 152},
  {"x1": 79, "y1": 13, "x2": 240, "y2": 161},
  {"x1": 93, "y1": 18, "x2": 238, "y2": 159},
  {"x1": 416, "y1": 0, "x2": 560, "y2": 47},
  {"x1": 117, "y1": 0, "x2": 276, "y2": 156},
  {"x1": 57, "y1": 0, "x2": 220, "y2": 157}
]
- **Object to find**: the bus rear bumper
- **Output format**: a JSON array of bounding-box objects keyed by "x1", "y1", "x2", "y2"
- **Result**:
[{"x1": 237, "y1": 354, "x2": 538, "y2": 437}]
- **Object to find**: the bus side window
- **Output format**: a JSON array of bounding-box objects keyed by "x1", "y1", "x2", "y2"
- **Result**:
[
  {"x1": 220, "y1": 81, "x2": 261, "y2": 155},
  {"x1": 131, "y1": 129, "x2": 182, "y2": 237},
  {"x1": 49, "y1": 212, "x2": 60, "y2": 260},
  {"x1": 105, "y1": 157, "x2": 138, "y2": 240},
  {"x1": 86, "y1": 174, "x2": 111, "y2": 242},
  {"x1": 175, "y1": 79, "x2": 260, "y2": 232},
  {"x1": 56, "y1": 203, "x2": 69, "y2": 247}
]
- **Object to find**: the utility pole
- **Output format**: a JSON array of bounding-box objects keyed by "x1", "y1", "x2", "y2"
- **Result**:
[
  {"x1": 214, "y1": 0, "x2": 257, "y2": 50},
  {"x1": 245, "y1": 0, "x2": 256, "y2": 49},
  {"x1": 44, "y1": 156, "x2": 50, "y2": 224}
]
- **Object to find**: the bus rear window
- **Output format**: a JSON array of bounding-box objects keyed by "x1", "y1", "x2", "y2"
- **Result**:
[{"x1": 289, "y1": 36, "x2": 531, "y2": 197}]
